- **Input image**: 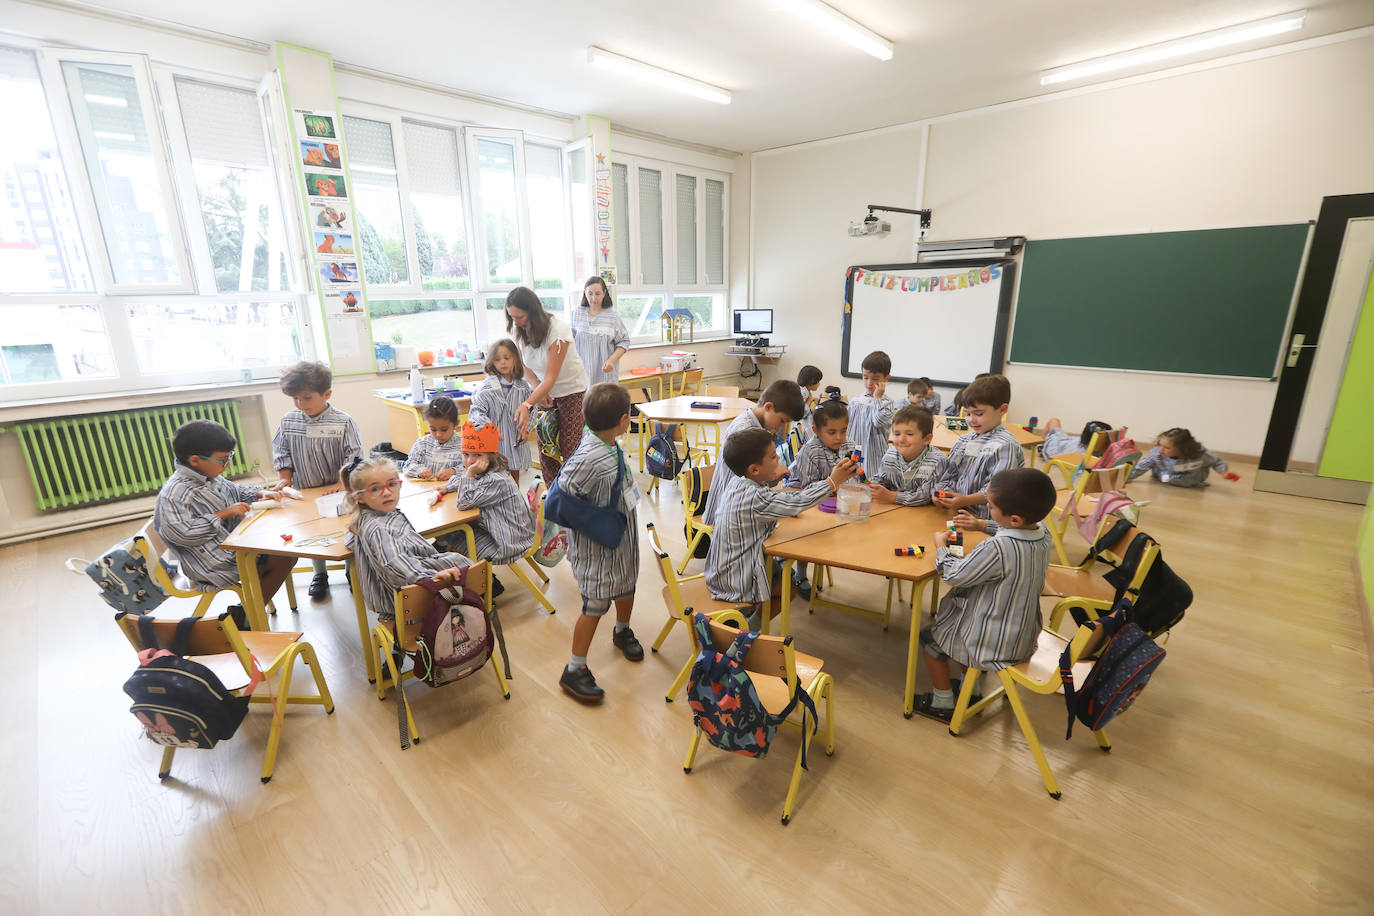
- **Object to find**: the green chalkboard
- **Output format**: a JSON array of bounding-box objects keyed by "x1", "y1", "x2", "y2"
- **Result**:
[{"x1": 1009, "y1": 224, "x2": 1310, "y2": 377}]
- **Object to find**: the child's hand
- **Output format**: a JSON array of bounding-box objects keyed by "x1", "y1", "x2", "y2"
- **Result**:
[
  {"x1": 258, "y1": 489, "x2": 285, "y2": 502},
  {"x1": 322, "y1": 482, "x2": 344, "y2": 495},
  {"x1": 414, "y1": 468, "x2": 434, "y2": 480},
  {"x1": 951, "y1": 510, "x2": 986, "y2": 533},
  {"x1": 934, "y1": 529, "x2": 950, "y2": 548},
  {"x1": 515, "y1": 402, "x2": 532, "y2": 437},
  {"x1": 869, "y1": 483, "x2": 897, "y2": 504},
  {"x1": 436, "y1": 468, "x2": 456, "y2": 481},
  {"x1": 602, "y1": 359, "x2": 616, "y2": 374},
  {"x1": 464, "y1": 456, "x2": 489, "y2": 477},
  {"x1": 217, "y1": 503, "x2": 250, "y2": 520},
  {"x1": 874, "y1": 379, "x2": 886, "y2": 400},
  {"x1": 828, "y1": 457, "x2": 857, "y2": 490},
  {"x1": 931, "y1": 490, "x2": 959, "y2": 509}
]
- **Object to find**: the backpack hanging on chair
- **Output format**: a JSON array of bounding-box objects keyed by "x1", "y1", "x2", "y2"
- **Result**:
[
  {"x1": 685, "y1": 613, "x2": 817, "y2": 765},
  {"x1": 69, "y1": 539, "x2": 168, "y2": 615},
  {"x1": 1058, "y1": 599, "x2": 1165, "y2": 739},
  {"x1": 410, "y1": 576, "x2": 494, "y2": 688},
  {"x1": 122, "y1": 616, "x2": 251, "y2": 750},
  {"x1": 646, "y1": 422, "x2": 687, "y2": 481}
]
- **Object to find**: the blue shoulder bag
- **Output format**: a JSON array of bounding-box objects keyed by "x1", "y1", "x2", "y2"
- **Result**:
[{"x1": 544, "y1": 453, "x2": 628, "y2": 549}]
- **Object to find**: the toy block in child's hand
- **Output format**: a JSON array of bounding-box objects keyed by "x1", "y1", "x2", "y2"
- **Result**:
[
  {"x1": 1223, "y1": 472, "x2": 1240, "y2": 481},
  {"x1": 934, "y1": 490, "x2": 953, "y2": 500}
]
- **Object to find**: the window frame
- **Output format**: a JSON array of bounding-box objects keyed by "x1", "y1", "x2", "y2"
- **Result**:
[{"x1": 464, "y1": 127, "x2": 532, "y2": 292}]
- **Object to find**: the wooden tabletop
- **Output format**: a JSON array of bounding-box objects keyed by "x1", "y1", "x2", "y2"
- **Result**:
[
  {"x1": 221, "y1": 481, "x2": 479, "y2": 560},
  {"x1": 931, "y1": 417, "x2": 1045, "y2": 452},
  {"x1": 765, "y1": 500, "x2": 901, "y2": 546},
  {"x1": 636, "y1": 395, "x2": 754, "y2": 424},
  {"x1": 765, "y1": 504, "x2": 987, "y2": 582}
]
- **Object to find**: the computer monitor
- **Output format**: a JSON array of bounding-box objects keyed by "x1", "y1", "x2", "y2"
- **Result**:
[{"x1": 733, "y1": 309, "x2": 773, "y2": 335}]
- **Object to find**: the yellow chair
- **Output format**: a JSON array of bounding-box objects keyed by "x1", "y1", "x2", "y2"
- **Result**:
[
  {"x1": 1042, "y1": 522, "x2": 1158, "y2": 604},
  {"x1": 369, "y1": 561, "x2": 509, "y2": 748},
  {"x1": 1046, "y1": 426, "x2": 1128, "y2": 487},
  {"x1": 677, "y1": 464, "x2": 715, "y2": 575},
  {"x1": 134, "y1": 520, "x2": 252, "y2": 617},
  {"x1": 674, "y1": 367, "x2": 705, "y2": 398},
  {"x1": 114, "y1": 609, "x2": 334, "y2": 783},
  {"x1": 506, "y1": 482, "x2": 558, "y2": 616},
  {"x1": 683, "y1": 611, "x2": 836, "y2": 824},
  {"x1": 947, "y1": 596, "x2": 1123, "y2": 798},
  {"x1": 1044, "y1": 462, "x2": 1139, "y2": 565},
  {"x1": 704, "y1": 383, "x2": 740, "y2": 398},
  {"x1": 645, "y1": 523, "x2": 751, "y2": 701}
]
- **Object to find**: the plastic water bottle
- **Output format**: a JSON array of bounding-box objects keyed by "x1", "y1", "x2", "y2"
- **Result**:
[
  {"x1": 409, "y1": 363, "x2": 424, "y2": 404},
  {"x1": 836, "y1": 480, "x2": 872, "y2": 524}
]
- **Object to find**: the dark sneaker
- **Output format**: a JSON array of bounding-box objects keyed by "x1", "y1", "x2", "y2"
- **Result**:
[
  {"x1": 612, "y1": 626, "x2": 645, "y2": 661},
  {"x1": 491, "y1": 574, "x2": 506, "y2": 597},
  {"x1": 559, "y1": 665, "x2": 605, "y2": 702},
  {"x1": 950, "y1": 676, "x2": 983, "y2": 705},
  {"x1": 793, "y1": 575, "x2": 813, "y2": 600},
  {"x1": 307, "y1": 572, "x2": 330, "y2": 599},
  {"x1": 912, "y1": 693, "x2": 955, "y2": 723}
]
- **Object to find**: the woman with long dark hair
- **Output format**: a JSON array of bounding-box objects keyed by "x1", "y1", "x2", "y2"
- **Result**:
[{"x1": 505, "y1": 286, "x2": 589, "y2": 483}]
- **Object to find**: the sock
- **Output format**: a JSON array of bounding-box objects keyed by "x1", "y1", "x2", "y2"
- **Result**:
[
  {"x1": 613, "y1": 620, "x2": 628, "y2": 633},
  {"x1": 567, "y1": 653, "x2": 587, "y2": 673},
  {"x1": 931, "y1": 687, "x2": 955, "y2": 710}
]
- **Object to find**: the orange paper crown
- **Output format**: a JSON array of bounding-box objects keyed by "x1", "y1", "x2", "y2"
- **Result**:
[{"x1": 461, "y1": 420, "x2": 500, "y2": 453}]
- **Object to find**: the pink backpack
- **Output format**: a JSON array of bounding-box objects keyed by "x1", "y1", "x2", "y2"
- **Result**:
[
  {"x1": 526, "y1": 482, "x2": 568, "y2": 567},
  {"x1": 411, "y1": 577, "x2": 492, "y2": 688},
  {"x1": 1095, "y1": 437, "x2": 1142, "y2": 470}
]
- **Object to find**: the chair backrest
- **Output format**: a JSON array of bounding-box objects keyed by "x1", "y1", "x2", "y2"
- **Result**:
[
  {"x1": 391, "y1": 561, "x2": 491, "y2": 651},
  {"x1": 1080, "y1": 463, "x2": 1132, "y2": 496},
  {"x1": 700, "y1": 616, "x2": 796, "y2": 687},
  {"x1": 644, "y1": 522, "x2": 689, "y2": 608},
  {"x1": 678, "y1": 368, "x2": 705, "y2": 397},
  {"x1": 680, "y1": 464, "x2": 715, "y2": 519},
  {"x1": 115, "y1": 610, "x2": 245, "y2": 659},
  {"x1": 704, "y1": 384, "x2": 739, "y2": 398},
  {"x1": 134, "y1": 518, "x2": 184, "y2": 595}
]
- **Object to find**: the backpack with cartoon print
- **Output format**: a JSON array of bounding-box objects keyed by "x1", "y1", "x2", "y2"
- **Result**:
[{"x1": 72, "y1": 538, "x2": 168, "y2": 614}]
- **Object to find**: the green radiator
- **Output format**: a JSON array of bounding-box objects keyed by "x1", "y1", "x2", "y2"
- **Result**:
[{"x1": 11, "y1": 399, "x2": 254, "y2": 511}]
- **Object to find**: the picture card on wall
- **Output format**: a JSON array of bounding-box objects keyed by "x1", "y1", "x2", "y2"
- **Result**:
[
  {"x1": 300, "y1": 139, "x2": 342, "y2": 170},
  {"x1": 326, "y1": 315, "x2": 363, "y2": 360},
  {"x1": 296, "y1": 110, "x2": 336, "y2": 139},
  {"x1": 315, "y1": 231, "x2": 354, "y2": 255},
  {"x1": 319, "y1": 260, "x2": 358, "y2": 284},
  {"x1": 324, "y1": 289, "x2": 364, "y2": 316},
  {"x1": 310, "y1": 201, "x2": 349, "y2": 230},
  {"x1": 304, "y1": 171, "x2": 346, "y2": 199}
]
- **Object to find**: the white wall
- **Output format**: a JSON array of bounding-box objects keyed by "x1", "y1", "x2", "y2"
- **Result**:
[{"x1": 751, "y1": 33, "x2": 1374, "y2": 456}]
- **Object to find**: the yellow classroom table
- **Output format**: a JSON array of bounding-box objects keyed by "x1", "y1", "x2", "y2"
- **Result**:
[
  {"x1": 221, "y1": 480, "x2": 479, "y2": 683},
  {"x1": 374, "y1": 381, "x2": 481, "y2": 453},
  {"x1": 931, "y1": 416, "x2": 1045, "y2": 466},
  {"x1": 634, "y1": 395, "x2": 755, "y2": 465},
  {"x1": 763, "y1": 502, "x2": 986, "y2": 717}
]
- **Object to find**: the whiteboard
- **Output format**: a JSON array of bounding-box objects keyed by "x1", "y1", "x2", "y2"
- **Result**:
[{"x1": 841, "y1": 260, "x2": 1016, "y2": 386}]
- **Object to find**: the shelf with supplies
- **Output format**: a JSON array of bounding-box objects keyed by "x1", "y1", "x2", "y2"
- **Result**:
[{"x1": 725, "y1": 344, "x2": 787, "y2": 364}]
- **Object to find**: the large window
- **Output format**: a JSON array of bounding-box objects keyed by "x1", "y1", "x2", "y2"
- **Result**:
[
  {"x1": 342, "y1": 114, "x2": 410, "y2": 286},
  {"x1": 403, "y1": 120, "x2": 469, "y2": 291}
]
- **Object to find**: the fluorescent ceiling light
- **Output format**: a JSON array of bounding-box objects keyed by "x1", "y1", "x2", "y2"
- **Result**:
[
  {"x1": 93, "y1": 130, "x2": 135, "y2": 142},
  {"x1": 775, "y1": 0, "x2": 894, "y2": 61},
  {"x1": 1040, "y1": 10, "x2": 1306, "y2": 85},
  {"x1": 84, "y1": 94, "x2": 128, "y2": 107},
  {"x1": 587, "y1": 46, "x2": 731, "y2": 105}
]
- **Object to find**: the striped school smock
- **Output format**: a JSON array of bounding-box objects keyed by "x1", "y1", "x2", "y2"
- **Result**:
[
  {"x1": 446, "y1": 470, "x2": 535, "y2": 565},
  {"x1": 272, "y1": 405, "x2": 364, "y2": 488},
  {"x1": 346, "y1": 508, "x2": 471, "y2": 620},
  {"x1": 557, "y1": 432, "x2": 640, "y2": 600},
  {"x1": 153, "y1": 464, "x2": 265, "y2": 589}
]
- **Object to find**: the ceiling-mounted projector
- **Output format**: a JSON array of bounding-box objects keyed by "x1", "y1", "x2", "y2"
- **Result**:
[{"x1": 848, "y1": 214, "x2": 890, "y2": 237}]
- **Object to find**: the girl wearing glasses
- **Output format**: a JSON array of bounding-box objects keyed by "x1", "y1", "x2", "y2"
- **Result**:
[{"x1": 343, "y1": 457, "x2": 470, "y2": 622}]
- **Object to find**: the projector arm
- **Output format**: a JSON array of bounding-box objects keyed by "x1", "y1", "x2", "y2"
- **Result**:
[{"x1": 867, "y1": 204, "x2": 931, "y2": 229}]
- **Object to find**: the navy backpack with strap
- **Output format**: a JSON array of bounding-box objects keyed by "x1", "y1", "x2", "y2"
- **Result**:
[{"x1": 1058, "y1": 600, "x2": 1165, "y2": 739}]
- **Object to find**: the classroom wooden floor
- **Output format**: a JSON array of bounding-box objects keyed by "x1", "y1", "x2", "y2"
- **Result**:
[{"x1": 2, "y1": 458, "x2": 1371, "y2": 914}]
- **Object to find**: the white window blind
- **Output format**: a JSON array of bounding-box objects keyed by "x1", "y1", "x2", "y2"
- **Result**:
[
  {"x1": 174, "y1": 79, "x2": 268, "y2": 169},
  {"x1": 612, "y1": 161, "x2": 630, "y2": 280},
  {"x1": 705, "y1": 177, "x2": 725, "y2": 285},
  {"x1": 637, "y1": 166, "x2": 662, "y2": 285},
  {"x1": 401, "y1": 120, "x2": 459, "y2": 195},
  {"x1": 675, "y1": 173, "x2": 696, "y2": 285},
  {"x1": 343, "y1": 115, "x2": 398, "y2": 178}
]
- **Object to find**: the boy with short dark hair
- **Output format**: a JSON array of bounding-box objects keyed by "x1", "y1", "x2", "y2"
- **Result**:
[
  {"x1": 931, "y1": 374, "x2": 1024, "y2": 526},
  {"x1": 155, "y1": 419, "x2": 295, "y2": 617},
  {"x1": 913, "y1": 467, "x2": 1056, "y2": 722},
  {"x1": 871, "y1": 404, "x2": 945, "y2": 506},
  {"x1": 702, "y1": 379, "x2": 806, "y2": 526},
  {"x1": 273, "y1": 360, "x2": 364, "y2": 598},
  {"x1": 556, "y1": 383, "x2": 641, "y2": 702},
  {"x1": 706, "y1": 428, "x2": 856, "y2": 628},
  {"x1": 794, "y1": 364, "x2": 824, "y2": 446},
  {"x1": 847, "y1": 350, "x2": 894, "y2": 476},
  {"x1": 907, "y1": 377, "x2": 941, "y2": 414}
]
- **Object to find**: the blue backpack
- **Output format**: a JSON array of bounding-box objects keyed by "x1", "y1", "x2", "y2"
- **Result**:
[
  {"x1": 686, "y1": 614, "x2": 818, "y2": 765},
  {"x1": 1058, "y1": 600, "x2": 1165, "y2": 739},
  {"x1": 645, "y1": 422, "x2": 686, "y2": 481},
  {"x1": 69, "y1": 537, "x2": 168, "y2": 615}
]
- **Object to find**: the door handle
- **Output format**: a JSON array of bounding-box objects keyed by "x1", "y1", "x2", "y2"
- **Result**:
[{"x1": 1286, "y1": 333, "x2": 1317, "y2": 368}]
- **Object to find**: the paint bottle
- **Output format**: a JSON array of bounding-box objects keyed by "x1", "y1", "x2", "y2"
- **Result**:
[{"x1": 409, "y1": 364, "x2": 424, "y2": 404}]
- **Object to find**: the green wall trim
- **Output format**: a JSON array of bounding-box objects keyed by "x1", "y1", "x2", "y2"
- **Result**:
[{"x1": 1318, "y1": 264, "x2": 1374, "y2": 482}]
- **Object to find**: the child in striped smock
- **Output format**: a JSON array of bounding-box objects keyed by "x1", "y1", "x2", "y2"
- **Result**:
[
  {"x1": 907, "y1": 377, "x2": 941, "y2": 415},
  {"x1": 273, "y1": 360, "x2": 364, "y2": 599},
  {"x1": 701, "y1": 379, "x2": 807, "y2": 526},
  {"x1": 931, "y1": 375, "x2": 1025, "y2": 528},
  {"x1": 467, "y1": 339, "x2": 532, "y2": 487},
  {"x1": 871, "y1": 404, "x2": 946, "y2": 506},
  {"x1": 792, "y1": 364, "x2": 823, "y2": 447},
  {"x1": 706, "y1": 427, "x2": 857, "y2": 629},
  {"x1": 569, "y1": 276, "x2": 631, "y2": 388},
  {"x1": 1131, "y1": 427, "x2": 1237, "y2": 487},
  {"x1": 444, "y1": 421, "x2": 535, "y2": 587},
  {"x1": 1037, "y1": 418, "x2": 1111, "y2": 461},
  {"x1": 847, "y1": 350, "x2": 895, "y2": 477},
  {"x1": 402, "y1": 396, "x2": 465, "y2": 480},
  {"x1": 781, "y1": 394, "x2": 857, "y2": 600},
  {"x1": 913, "y1": 468, "x2": 1056, "y2": 723},
  {"x1": 343, "y1": 456, "x2": 471, "y2": 622},
  {"x1": 556, "y1": 383, "x2": 643, "y2": 703}
]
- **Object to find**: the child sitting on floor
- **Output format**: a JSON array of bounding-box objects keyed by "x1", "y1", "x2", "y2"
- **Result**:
[
  {"x1": 1130, "y1": 427, "x2": 1237, "y2": 487},
  {"x1": 706, "y1": 427, "x2": 857, "y2": 630},
  {"x1": 913, "y1": 467, "x2": 1057, "y2": 722}
]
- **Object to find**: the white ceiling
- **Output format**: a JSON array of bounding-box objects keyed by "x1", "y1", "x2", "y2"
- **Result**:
[{"x1": 64, "y1": 0, "x2": 1374, "y2": 151}]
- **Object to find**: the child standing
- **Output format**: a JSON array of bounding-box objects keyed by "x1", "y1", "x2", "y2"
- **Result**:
[
  {"x1": 913, "y1": 468, "x2": 1057, "y2": 722},
  {"x1": 794, "y1": 365, "x2": 823, "y2": 444},
  {"x1": 556, "y1": 383, "x2": 642, "y2": 702},
  {"x1": 343, "y1": 457, "x2": 471, "y2": 622},
  {"x1": 1038, "y1": 418, "x2": 1111, "y2": 461},
  {"x1": 871, "y1": 404, "x2": 946, "y2": 506},
  {"x1": 569, "y1": 276, "x2": 631, "y2": 388},
  {"x1": 155, "y1": 420, "x2": 294, "y2": 616},
  {"x1": 466, "y1": 339, "x2": 533, "y2": 487},
  {"x1": 445, "y1": 421, "x2": 535, "y2": 571},
  {"x1": 847, "y1": 350, "x2": 894, "y2": 477},
  {"x1": 1131, "y1": 427, "x2": 1236, "y2": 487},
  {"x1": 273, "y1": 360, "x2": 364, "y2": 598},
  {"x1": 907, "y1": 377, "x2": 941, "y2": 414},
  {"x1": 931, "y1": 375, "x2": 1025, "y2": 526},
  {"x1": 701, "y1": 379, "x2": 807, "y2": 527},
  {"x1": 781, "y1": 395, "x2": 858, "y2": 599},
  {"x1": 706, "y1": 428, "x2": 856, "y2": 628},
  {"x1": 402, "y1": 396, "x2": 464, "y2": 480}
]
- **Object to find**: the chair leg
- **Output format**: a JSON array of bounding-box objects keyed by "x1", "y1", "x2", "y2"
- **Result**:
[
  {"x1": 284, "y1": 574, "x2": 297, "y2": 611},
  {"x1": 651, "y1": 615, "x2": 677, "y2": 652},
  {"x1": 507, "y1": 563, "x2": 557, "y2": 615},
  {"x1": 490, "y1": 648, "x2": 511, "y2": 699},
  {"x1": 523, "y1": 555, "x2": 549, "y2": 584},
  {"x1": 665, "y1": 653, "x2": 695, "y2": 703},
  {"x1": 158, "y1": 746, "x2": 176, "y2": 780},
  {"x1": 821, "y1": 674, "x2": 836, "y2": 755},
  {"x1": 948, "y1": 669, "x2": 984, "y2": 735},
  {"x1": 683, "y1": 726, "x2": 704, "y2": 773},
  {"x1": 999, "y1": 672, "x2": 1062, "y2": 799},
  {"x1": 260, "y1": 646, "x2": 299, "y2": 783},
  {"x1": 296, "y1": 641, "x2": 335, "y2": 714},
  {"x1": 677, "y1": 529, "x2": 705, "y2": 575},
  {"x1": 1094, "y1": 728, "x2": 1112, "y2": 752},
  {"x1": 781, "y1": 724, "x2": 809, "y2": 825},
  {"x1": 371, "y1": 626, "x2": 394, "y2": 700}
]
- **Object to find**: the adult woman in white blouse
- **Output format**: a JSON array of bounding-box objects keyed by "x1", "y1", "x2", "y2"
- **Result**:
[{"x1": 506, "y1": 286, "x2": 590, "y2": 483}]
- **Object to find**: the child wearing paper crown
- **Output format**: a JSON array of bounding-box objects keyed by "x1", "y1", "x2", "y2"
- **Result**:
[{"x1": 444, "y1": 421, "x2": 536, "y2": 595}]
